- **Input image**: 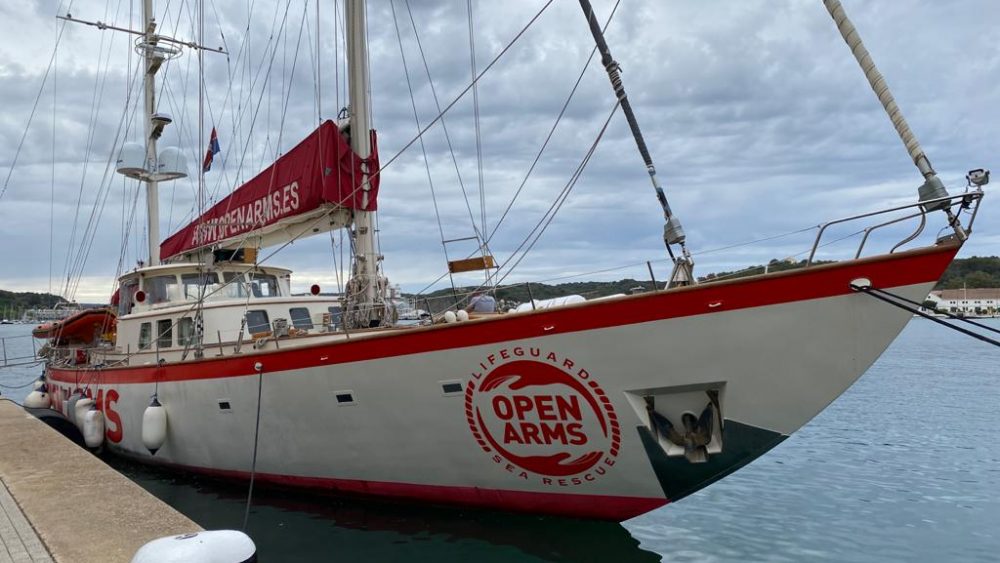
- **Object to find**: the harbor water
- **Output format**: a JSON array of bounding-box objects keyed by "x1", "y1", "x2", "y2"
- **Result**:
[{"x1": 1, "y1": 319, "x2": 997, "y2": 562}]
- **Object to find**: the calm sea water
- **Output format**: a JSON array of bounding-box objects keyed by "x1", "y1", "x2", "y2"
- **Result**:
[{"x1": 1, "y1": 319, "x2": 998, "y2": 562}]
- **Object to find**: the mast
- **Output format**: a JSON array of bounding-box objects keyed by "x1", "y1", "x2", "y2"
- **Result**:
[
  {"x1": 345, "y1": 0, "x2": 385, "y2": 327},
  {"x1": 576, "y1": 0, "x2": 694, "y2": 286},
  {"x1": 142, "y1": 0, "x2": 161, "y2": 265}
]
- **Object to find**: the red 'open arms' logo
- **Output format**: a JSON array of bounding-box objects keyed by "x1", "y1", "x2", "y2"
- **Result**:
[{"x1": 465, "y1": 352, "x2": 621, "y2": 486}]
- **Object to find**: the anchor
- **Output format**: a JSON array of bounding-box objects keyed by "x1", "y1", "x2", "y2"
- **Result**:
[{"x1": 646, "y1": 390, "x2": 721, "y2": 463}]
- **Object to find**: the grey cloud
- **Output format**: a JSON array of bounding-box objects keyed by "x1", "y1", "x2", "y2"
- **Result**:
[{"x1": 1, "y1": 0, "x2": 997, "y2": 302}]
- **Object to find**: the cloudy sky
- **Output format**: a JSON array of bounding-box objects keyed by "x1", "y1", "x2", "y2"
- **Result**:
[{"x1": 0, "y1": 0, "x2": 997, "y2": 302}]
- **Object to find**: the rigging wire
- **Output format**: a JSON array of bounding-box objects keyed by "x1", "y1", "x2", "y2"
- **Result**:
[
  {"x1": 316, "y1": 0, "x2": 322, "y2": 122},
  {"x1": 414, "y1": 100, "x2": 622, "y2": 303},
  {"x1": 389, "y1": 0, "x2": 457, "y2": 296},
  {"x1": 494, "y1": 102, "x2": 621, "y2": 288},
  {"x1": 154, "y1": 0, "x2": 293, "y2": 232},
  {"x1": 466, "y1": 0, "x2": 488, "y2": 282},
  {"x1": 62, "y1": 0, "x2": 123, "y2": 286},
  {"x1": 0, "y1": 0, "x2": 77, "y2": 203},
  {"x1": 50, "y1": 14, "x2": 58, "y2": 297},
  {"x1": 52, "y1": 0, "x2": 552, "y2": 307},
  {"x1": 66, "y1": 57, "x2": 145, "y2": 300},
  {"x1": 851, "y1": 285, "x2": 1000, "y2": 348},
  {"x1": 62, "y1": 1, "x2": 148, "y2": 299},
  {"x1": 875, "y1": 289, "x2": 1000, "y2": 337},
  {"x1": 406, "y1": 1, "x2": 619, "y2": 298},
  {"x1": 221, "y1": 0, "x2": 295, "y2": 204},
  {"x1": 63, "y1": 74, "x2": 135, "y2": 292},
  {"x1": 486, "y1": 0, "x2": 621, "y2": 245},
  {"x1": 203, "y1": 0, "x2": 256, "y2": 200},
  {"x1": 376, "y1": 0, "x2": 556, "y2": 210},
  {"x1": 401, "y1": 0, "x2": 490, "y2": 256},
  {"x1": 242, "y1": 361, "x2": 265, "y2": 531},
  {"x1": 63, "y1": 1, "x2": 133, "y2": 295},
  {"x1": 689, "y1": 225, "x2": 820, "y2": 258}
]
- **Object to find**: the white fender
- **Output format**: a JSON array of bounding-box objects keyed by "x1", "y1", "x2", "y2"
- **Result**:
[
  {"x1": 456, "y1": 310, "x2": 470, "y2": 322},
  {"x1": 83, "y1": 409, "x2": 105, "y2": 448},
  {"x1": 443, "y1": 311, "x2": 457, "y2": 323},
  {"x1": 66, "y1": 392, "x2": 86, "y2": 424},
  {"x1": 131, "y1": 530, "x2": 256, "y2": 563},
  {"x1": 23, "y1": 389, "x2": 51, "y2": 409},
  {"x1": 74, "y1": 398, "x2": 95, "y2": 430},
  {"x1": 142, "y1": 396, "x2": 168, "y2": 455}
]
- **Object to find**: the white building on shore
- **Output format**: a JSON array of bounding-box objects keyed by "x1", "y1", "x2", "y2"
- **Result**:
[{"x1": 927, "y1": 289, "x2": 1000, "y2": 317}]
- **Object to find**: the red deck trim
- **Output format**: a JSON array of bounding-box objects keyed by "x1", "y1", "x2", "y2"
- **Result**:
[
  {"x1": 49, "y1": 244, "x2": 959, "y2": 385},
  {"x1": 128, "y1": 456, "x2": 668, "y2": 521}
]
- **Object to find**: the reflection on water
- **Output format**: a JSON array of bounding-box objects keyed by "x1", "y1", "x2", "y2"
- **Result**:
[
  {"x1": 4, "y1": 320, "x2": 999, "y2": 562},
  {"x1": 108, "y1": 457, "x2": 660, "y2": 563}
]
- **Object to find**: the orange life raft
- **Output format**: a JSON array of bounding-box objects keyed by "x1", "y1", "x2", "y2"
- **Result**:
[{"x1": 32, "y1": 309, "x2": 117, "y2": 345}]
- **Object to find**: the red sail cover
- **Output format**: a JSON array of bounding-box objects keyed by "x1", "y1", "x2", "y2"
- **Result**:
[{"x1": 160, "y1": 120, "x2": 379, "y2": 260}]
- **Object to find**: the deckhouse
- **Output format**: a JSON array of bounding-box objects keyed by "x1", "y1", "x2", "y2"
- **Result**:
[{"x1": 114, "y1": 260, "x2": 343, "y2": 362}]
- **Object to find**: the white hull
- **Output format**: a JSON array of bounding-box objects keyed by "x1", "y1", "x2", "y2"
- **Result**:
[{"x1": 46, "y1": 245, "x2": 957, "y2": 520}]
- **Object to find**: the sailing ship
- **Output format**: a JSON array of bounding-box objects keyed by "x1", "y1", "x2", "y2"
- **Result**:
[{"x1": 26, "y1": 0, "x2": 987, "y2": 521}]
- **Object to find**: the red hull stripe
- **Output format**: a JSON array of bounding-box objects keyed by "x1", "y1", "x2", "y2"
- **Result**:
[
  {"x1": 131, "y1": 458, "x2": 667, "y2": 520},
  {"x1": 50, "y1": 244, "x2": 958, "y2": 385}
]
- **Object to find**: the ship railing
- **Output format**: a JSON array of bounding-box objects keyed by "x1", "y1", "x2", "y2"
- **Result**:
[
  {"x1": 0, "y1": 334, "x2": 41, "y2": 369},
  {"x1": 807, "y1": 189, "x2": 984, "y2": 266}
]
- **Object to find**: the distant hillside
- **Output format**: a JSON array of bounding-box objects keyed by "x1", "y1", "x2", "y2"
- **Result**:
[
  {"x1": 0, "y1": 290, "x2": 67, "y2": 319},
  {"x1": 409, "y1": 256, "x2": 1000, "y2": 312},
  {"x1": 934, "y1": 256, "x2": 1000, "y2": 289}
]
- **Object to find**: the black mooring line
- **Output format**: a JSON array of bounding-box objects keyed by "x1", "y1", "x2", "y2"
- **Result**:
[
  {"x1": 850, "y1": 284, "x2": 1000, "y2": 348},
  {"x1": 867, "y1": 287, "x2": 1000, "y2": 337}
]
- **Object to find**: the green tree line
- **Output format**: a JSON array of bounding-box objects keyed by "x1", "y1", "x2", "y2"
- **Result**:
[
  {"x1": 410, "y1": 256, "x2": 1000, "y2": 312},
  {"x1": 0, "y1": 290, "x2": 66, "y2": 320}
]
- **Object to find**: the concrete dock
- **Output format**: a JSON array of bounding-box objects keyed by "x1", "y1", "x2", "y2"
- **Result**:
[{"x1": 0, "y1": 400, "x2": 201, "y2": 562}]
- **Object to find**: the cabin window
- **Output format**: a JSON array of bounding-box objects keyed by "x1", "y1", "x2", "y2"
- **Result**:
[
  {"x1": 181, "y1": 272, "x2": 219, "y2": 300},
  {"x1": 328, "y1": 306, "x2": 342, "y2": 330},
  {"x1": 223, "y1": 272, "x2": 249, "y2": 298},
  {"x1": 178, "y1": 317, "x2": 196, "y2": 346},
  {"x1": 139, "y1": 322, "x2": 152, "y2": 349},
  {"x1": 246, "y1": 310, "x2": 270, "y2": 335},
  {"x1": 289, "y1": 307, "x2": 314, "y2": 329},
  {"x1": 145, "y1": 275, "x2": 180, "y2": 304},
  {"x1": 157, "y1": 319, "x2": 173, "y2": 349},
  {"x1": 248, "y1": 273, "x2": 280, "y2": 297},
  {"x1": 118, "y1": 281, "x2": 139, "y2": 316},
  {"x1": 222, "y1": 272, "x2": 280, "y2": 298}
]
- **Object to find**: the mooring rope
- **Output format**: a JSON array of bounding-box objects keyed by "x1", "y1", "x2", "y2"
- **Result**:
[
  {"x1": 867, "y1": 287, "x2": 1000, "y2": 337},
  {"x1": 242, "y1": 361, "x2": 265, "y2": 532},
  {"x1": 850, "y1": 284, "x2": 1000, "y2": 348}
]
